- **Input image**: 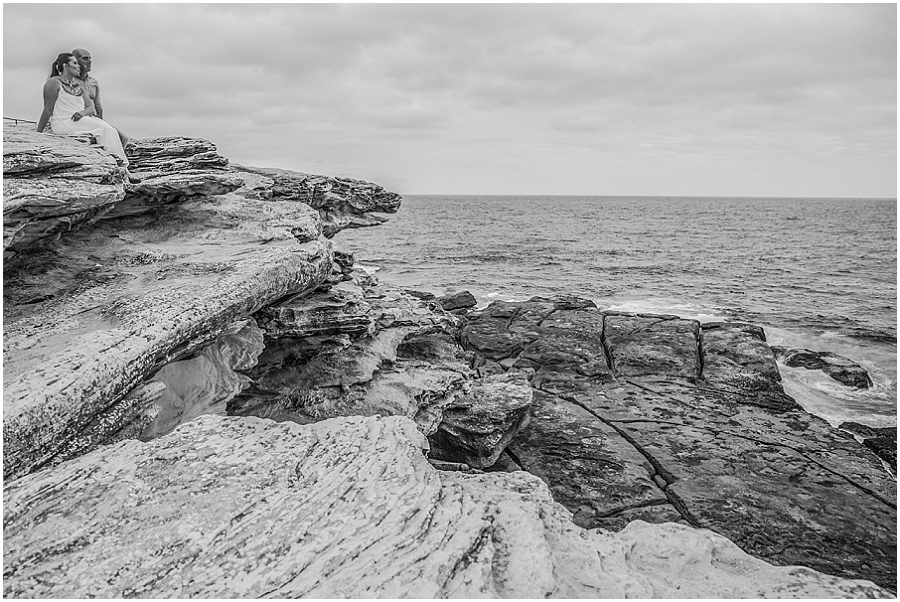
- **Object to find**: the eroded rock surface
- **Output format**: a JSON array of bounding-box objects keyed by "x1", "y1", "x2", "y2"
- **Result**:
[
  {"x1": 428, "y1": 371, "x2": 533, "y2": 468},
  {"x1": 140, "y1": 319, "x2": 266, "y2": 440},
  {"x1": 230, "y1": 278, "x2": 472, "y2": 436},
  {"x1": 3, "y1": 190, "x2": 332, "y2": 480},
  {"x1": 5, "y1": 123, "x2": 894, "y2": 597},
  {"x1": 3, "y1": 124, "x2": 125, "y2": 253},
  {"x1": 460, "y1": 297, "x2": 897, "y2": 590},
  {"x1": 3, "y1": 125, "x2": 407, "y2": 481},
  {"x1": 3, "y1": 414, "x2": 891, "y2": 599},
  {"x1": 233, "y1": 164, "x2": 401, "y2": 238}
]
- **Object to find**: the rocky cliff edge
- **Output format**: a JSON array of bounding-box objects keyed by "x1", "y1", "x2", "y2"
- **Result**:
[{"x1": 2, "y1": 124, "x2": 895, "y2": 598}]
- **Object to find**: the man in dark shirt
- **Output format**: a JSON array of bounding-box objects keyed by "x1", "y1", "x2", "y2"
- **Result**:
[{"x1": 72, "y1": 48, "x2": 130, "y2": 147}]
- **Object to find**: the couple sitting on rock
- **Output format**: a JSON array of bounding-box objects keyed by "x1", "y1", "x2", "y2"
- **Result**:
[{"x1": 36, "y1": 49, "x2": 140, "y2": 184}]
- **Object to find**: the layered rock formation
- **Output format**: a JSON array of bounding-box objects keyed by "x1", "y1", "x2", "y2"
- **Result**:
[
  {"x1": 2, "y1": 124, "x2": 398, "y2": 480},
  {"x1": 233, "y1": 164, "x2": 401, "y2": 238},
  {"x1": 3, "y1": 414, "x2": 891, "y2": 599},
  {"x1": 230, "y1": 277, "x2": 472, "y2": 436},
  {"x1": 4, "y1": 124, "x2": 895, "y2": 598}
]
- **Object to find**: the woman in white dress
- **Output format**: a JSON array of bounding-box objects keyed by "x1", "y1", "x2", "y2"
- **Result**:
[{"x1": 36, "y1": 53, "x2": 140, "y2": 183}]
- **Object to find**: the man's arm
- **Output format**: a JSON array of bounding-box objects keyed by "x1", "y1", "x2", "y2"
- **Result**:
[
  {"x1": 74, "y1": 86, "x2": 96, "y2": 121},
  {"x1": 92, "y1": 78, "x2": 103, "y2": 119}
]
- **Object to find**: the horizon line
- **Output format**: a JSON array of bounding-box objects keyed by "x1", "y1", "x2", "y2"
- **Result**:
[{"x1": 398, "y1": 193, "x2": 897, "y2": 201}]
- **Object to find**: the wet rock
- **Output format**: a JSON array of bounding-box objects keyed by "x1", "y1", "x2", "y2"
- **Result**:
[
  {"x1": 840, "y1": 422, "x2": 897, "y2": 472},
  {"x1": 702, "y1": 322, "x2": 798, "y2": 411},
  {"x1": 404, "y1": 289, "x2": 436, "y2": 301},
  {"x1": 460, "y1": 298, "x2": 557, "y2": 362},
  {"x1": 396, "y1": 327, "x2": 463, "y2": 361},
  {"x1": 524, "y1": 308, "x2": 613, "y2": 381},
  {"x1": 3, "y1": 413, "x2": 891, "y2": 598},
  {"x1": 604, "y1": 313, "x2": 701, "y2": 380},
  {"x1": 773, "y1": 347, "x2": 873, "y2": 389},
  {"x1": 459, "y1": 297, "x2": 897, "y2": 590},
  {"x1": 428, "y1": 371, "x2": 533, "y2": 468},
  {"x1": 437, "y1": 290, "x2": 477, "y2": 311},
  {"x1": 507, "y1": 388, "x2": 670, "y2": 530}
]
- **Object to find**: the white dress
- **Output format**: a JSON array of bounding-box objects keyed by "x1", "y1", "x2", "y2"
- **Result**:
[{"x1": 50, "y1": 80, "x2": 128, "y2": 167}]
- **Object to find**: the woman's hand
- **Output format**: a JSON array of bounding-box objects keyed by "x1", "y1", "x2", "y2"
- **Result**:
[{"x1": 72, "y1": 110, "x2": 85, "y2": 122}]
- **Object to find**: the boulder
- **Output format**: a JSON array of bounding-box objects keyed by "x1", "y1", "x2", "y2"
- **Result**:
[
  {"x1": 460, "y1": 297, "x2": 897, "y2": 590},
  {"x1": 428, "y1": 371, "x2": 533, "y2": 468},
  {"x1": 2, "y1": 413, "x2": 891, "y2": 598},
  {"x1": 404, "y1": 289, "x2": 436, "y2": 301},
  {"x1": 773, "y1": 347, "x2": 873, "y2": 389},
  {"x1": 437, "y1": 290, "x2": 477, "y2": 311}
]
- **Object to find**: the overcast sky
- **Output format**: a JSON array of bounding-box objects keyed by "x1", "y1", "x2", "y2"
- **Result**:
[{"x1": 3, "y1": 3, "x2": 896, "y2": 197}]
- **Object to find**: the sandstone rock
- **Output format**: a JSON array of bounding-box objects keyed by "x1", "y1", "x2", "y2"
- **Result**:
[
  {"x1": 3, "y1": 124, "x2": 125, "y2": 253},
  {"x1": 110, "y1": 171, "x2": 245, "y2": 215},
  {"x1": 2, "y1": 414, "x2": 891, "y2": 598},
  {"x1": 841, "y1": 421, "x2": 897, "y2": 472},
  {"x1": 4, "y1": 184, "x2": 333, "y2": 481},
  {"x1": 459, "y1": 297, "x2": 897, "y2": 590},
  {"x1": 773, "y1": 346, "x2": 874, "y2": 389},
  {"x1": 3, "y1": 126, "x2": 253, "y2": 255},
  {"x1": 428, "y1": 371, "x2": 533, "y2": 468},
  {"x1": 396, "y1": 327, "x2": 462, "y2": 361},
  {"x1": 234, "y1": 164, "x2": 401, "y2": 238},
  {"x1": 232, "y1": 281, "x2": 471, "y2": 435},
  {"x1": 140, "y1": 319, "x2": 265, "y2": 440},
  {"x1": 253, "y1": 280, "x2": 374, "y2": 340},
  {"x1": 127, "y1": 136, "x2": 230, "y2": 172},
  {"x1": 437, "y1": 290, "x2": 477, "y2": 311},
  {"x1": 36, "y1": 381, "x2": 166, "y2": 471}
]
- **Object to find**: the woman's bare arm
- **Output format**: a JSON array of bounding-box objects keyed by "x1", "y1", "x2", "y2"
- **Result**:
[{"x1": 36, "y1": 78, "x2": 60, "y2": 132}]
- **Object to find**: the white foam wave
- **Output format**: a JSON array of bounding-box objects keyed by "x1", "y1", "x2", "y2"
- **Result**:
[{"x1": 598, "y1": 298, "x2": 729, "y2": 323}]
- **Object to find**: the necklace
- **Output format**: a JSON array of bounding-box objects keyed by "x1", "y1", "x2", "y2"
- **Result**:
[{"x1": 58, "y1": 76, "x2": 82, "y2": 96}]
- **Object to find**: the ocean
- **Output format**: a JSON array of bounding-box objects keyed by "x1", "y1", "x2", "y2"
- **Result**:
[{"x1": 339, "y1": 195, "x2": 897, "y2": 429}]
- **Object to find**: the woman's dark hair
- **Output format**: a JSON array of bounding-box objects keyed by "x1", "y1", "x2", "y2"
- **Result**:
[{"x1": 49, "y1": 53, "x2": 75, "y2": 78}]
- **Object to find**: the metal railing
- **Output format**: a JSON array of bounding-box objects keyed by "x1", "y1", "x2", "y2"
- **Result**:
[{"x1": 4, "y1": 116, "x2": 37, "y2": 124}]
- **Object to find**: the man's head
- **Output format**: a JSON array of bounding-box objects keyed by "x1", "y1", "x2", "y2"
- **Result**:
[{"x1": 72, "y1": 48, "x2": 92, "y2": 75}]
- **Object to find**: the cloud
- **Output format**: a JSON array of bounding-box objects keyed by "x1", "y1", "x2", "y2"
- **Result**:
[{"x1": 3, "y1": 3, "x2": 895, "y2": 196}]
